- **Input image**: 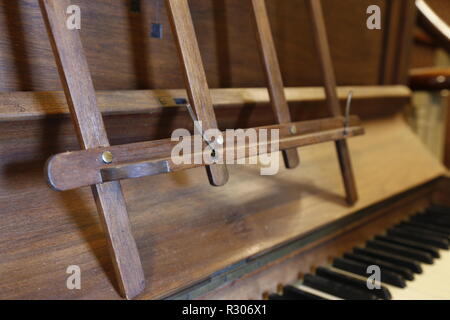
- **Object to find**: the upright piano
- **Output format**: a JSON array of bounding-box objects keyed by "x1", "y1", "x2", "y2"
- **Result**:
[{"x1": 0, "y1": 0, "x2": 449, "y2": 300}]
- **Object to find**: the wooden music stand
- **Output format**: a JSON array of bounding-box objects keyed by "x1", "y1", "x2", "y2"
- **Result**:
[{"x1": 41, "y1": 0, "x2": 363, "y2": 298}]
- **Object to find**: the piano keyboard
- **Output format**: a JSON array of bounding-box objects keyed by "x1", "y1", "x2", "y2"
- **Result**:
[{"x1": 269, "y1": 205, "x2": 450, "y2": 300}]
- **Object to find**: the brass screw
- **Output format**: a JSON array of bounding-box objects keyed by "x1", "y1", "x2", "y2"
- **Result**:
[
  {"x1": 289, "y1": 125, "x2": 297, "y2": 135},
  {"x1": 101, "y1": 151, "x2": 113, "y2": 164}
]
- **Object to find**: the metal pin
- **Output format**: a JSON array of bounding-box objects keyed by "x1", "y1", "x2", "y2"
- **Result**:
[{"x1": 344, "y1": 91, "x2": 353, "y2": 136}]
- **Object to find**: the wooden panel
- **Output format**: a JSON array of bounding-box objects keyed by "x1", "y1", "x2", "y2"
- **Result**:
[
  {"x1": 39, "y1": 0, "x2": 144, "y2": 298},
  {"x1": 0, "y1": 86, "x2": 411, "y2": 122},
  {"x1": 0, "y1": 0, "x2": 386, "y2": 91},
  {"x1": 0, "y1": 115, "x2": 445, "y2": 299}
]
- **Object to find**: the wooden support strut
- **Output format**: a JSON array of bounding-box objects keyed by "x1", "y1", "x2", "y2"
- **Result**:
[
  {"x1": 250, "y1": 0, "x2": 300, "y2": 169},
  {"x1": 306, "y1": 0, "x2": 359, "y2": 205},
  {"x1": 39, "y1": 0, "x2": 145, "y2": 299},
  {"x1": 165, "y1": 0, "x2": 229, "y2": 187}
]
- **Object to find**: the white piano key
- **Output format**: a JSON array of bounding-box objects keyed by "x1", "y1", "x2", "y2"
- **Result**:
[
  {"x1": 292, "y1": 282, "x2": 343, "y2": 300},
  {"x1": 329, "y1": 247, "x2": 450, "y2": 300},
  {"x1": 388, "y1": 248, "x2": 450, "y2": 300}
]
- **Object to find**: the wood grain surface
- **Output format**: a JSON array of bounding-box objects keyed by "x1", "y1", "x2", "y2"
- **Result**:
[{"x1": 0, "y1": 0, "x2": 388, "y2": 91}]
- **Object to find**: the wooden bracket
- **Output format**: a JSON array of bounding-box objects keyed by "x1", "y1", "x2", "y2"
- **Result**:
[{"x1": 46, "y1": 116, "x2": 364, "y2": 191}]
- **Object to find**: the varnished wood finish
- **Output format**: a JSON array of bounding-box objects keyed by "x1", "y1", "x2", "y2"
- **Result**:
[
  {"x1": 306, "y1": 0, "x2": 358, "y2": 205},
  {"x1": 0, "y1": 0, "x2": 388, "y2": 92},
  {"x1": 0, "y1": 86, "x2": 411, "y2": 122},
  {"x1": 251, "y1": 0, "x2": 299, "y2": 169},
  {"x1": 165, "y1": 0, "x2": 228, "y2": 187},
  {"x1": 46, "y1": 116, "x2": 364, "y2": 191},
  {"x1": 0, "y1": 115, "x2": 445, "y2": 299},
  {"x1": 409, "y1": 67, "x2": 450, "y2": 91},
  {"x1": 39, "y1": 0, "x2": 145, "y2": 299}
]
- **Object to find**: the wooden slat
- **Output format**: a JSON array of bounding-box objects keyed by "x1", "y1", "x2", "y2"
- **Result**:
[
  {"x1": 251, "y1": 0, "x2": 299, "y2": 169},
  {"x1": 165, "y1": 0, "x2": 228, "y2": 187},
  {"x1": 0, "y1": 86, "x2": 411, "y2": 122},
  {"x1": 306, "y1": 0, "x2": 358, "y2": 205},
  {"x1": 39, "y1": 0, "x2": 145, "y2": 299}
]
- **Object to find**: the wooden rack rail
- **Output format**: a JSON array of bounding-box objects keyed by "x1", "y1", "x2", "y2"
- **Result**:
[{"x1": 0, "y1": 86, "x2": 410, "y2": 122}]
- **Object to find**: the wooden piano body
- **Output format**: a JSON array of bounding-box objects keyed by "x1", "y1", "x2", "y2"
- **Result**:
[{"x1": 0, "y1": 0, "x2": 448, "y2": 299}]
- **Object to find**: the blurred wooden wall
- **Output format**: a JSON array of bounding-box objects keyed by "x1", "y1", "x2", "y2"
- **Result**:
[{"x1": 0, "y1": 0, "x2": 414, "y2": 92}]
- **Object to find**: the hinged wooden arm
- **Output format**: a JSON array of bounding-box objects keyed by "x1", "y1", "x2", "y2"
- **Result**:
[{"x1": 46, "y1": 116, "x2": 364, "y2": 192}]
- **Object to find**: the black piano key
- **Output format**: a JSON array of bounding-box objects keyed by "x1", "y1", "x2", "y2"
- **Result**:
[
  {"x1": 416, "y1": 213, "x2": 450, "y2": 229},
  {"x1": 303, "y1": 274, "x2": 378, "y2": 300},
  {"x1": 344, "y1": 252, "x2": 414, "y2": 280},
  {"x1": 410, "y1": 214, "x2": 450, "y2": 230},
  {"x1": 403, "y1": 220, "x2": 450, "y2": 236},
  {"x1": 424, "y1": 208, "x2": 450, "y2": 223},
  {"x1": 353, "y1": 247, "x2": 422, "y2": 274},
  {"x1": 332, "y1": 257, "x2": 406, "y2": 288},
  {"x1": 268, "y1": 293, "x2": 285, "y2": 300},
  {"x1": 282, "y1": 285, "x2": 325, "y2": 300},
  {"x1": 316, "y1": 267, "x2": 391, "y2": 300},
  {"x1": 427, "y1": 205, "x2": 450, "y2": 216},
  {"x1": 375, "y1": 235, "x2": 440, "y2": 258},
  {"x1": 394, "y1": 224, "x2": 450, "y2": 241},
  {"x1": 426, "y1": 207, "x2": 450, "y2": 218},
  {"x1": 387, "y1": 228, "x2": 449, "y2": 249},
  {"x1": 366, "y1": 239, "x2": 433, "y2": 264}
]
